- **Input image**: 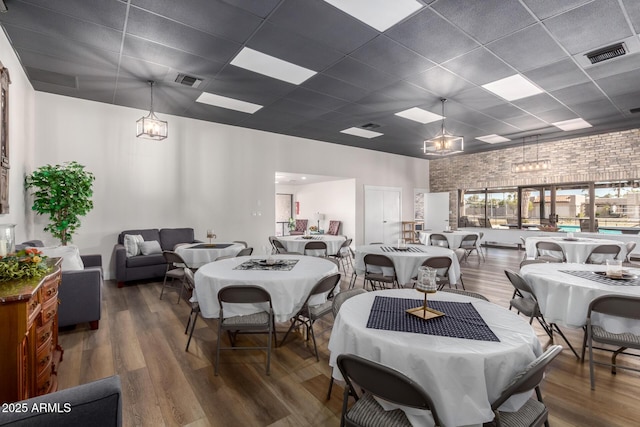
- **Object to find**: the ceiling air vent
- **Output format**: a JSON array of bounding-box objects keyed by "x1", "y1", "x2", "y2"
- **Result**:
[
  {"x1": 361, "y1": 123, "x2": 380, "y2": 129},
  {"x1": 174, "y1": 73, "x2": 203, "y2": 88},
  {"x1": 630, "y1": 107, "x2": 640, "y2": 114},
  {"x1": 586, "y1": 43, "x2": 626, "y2": 64}
]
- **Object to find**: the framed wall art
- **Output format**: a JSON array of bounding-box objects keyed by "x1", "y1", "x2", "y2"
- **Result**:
[{"x1": 0, "y1": 61, "x2": 9, "y2": 214}]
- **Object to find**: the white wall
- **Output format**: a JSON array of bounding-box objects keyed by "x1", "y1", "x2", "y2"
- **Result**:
[
  {"x1": 33, "y1": 92, "x2": 429, "y2": 279},
  {"x1": 0, "y1": 28, "x2": 35, "y2": 243}
]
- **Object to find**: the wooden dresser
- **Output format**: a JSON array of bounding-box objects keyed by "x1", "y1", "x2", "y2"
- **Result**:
[{"x1": 0, "y1": 259, "x2": 63, "y2": 403}]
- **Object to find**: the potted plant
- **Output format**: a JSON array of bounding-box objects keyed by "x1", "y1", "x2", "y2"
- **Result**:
[{"x1": 25, "y1": 161, "x2": 95, "y2": 246}]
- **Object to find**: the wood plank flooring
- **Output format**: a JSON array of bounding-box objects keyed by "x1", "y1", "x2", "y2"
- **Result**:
[{"x1": 57, "y1": 248, "x2": 640, "y2": 426}]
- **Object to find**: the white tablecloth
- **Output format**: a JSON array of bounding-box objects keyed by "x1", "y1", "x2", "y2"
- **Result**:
[
  {"x1": 354, "y1": 244, "x2": 460, "y2": 286},
  {"x1": 276, "y1": 235, "x2": 346, "y2": 255},
  {"x1": 193, "y1": 255, "x2": 339, "y2": 322},
  {"x1": 524, "y1": 236, "x2": 626, "y2": 264},
  {"x1": 520, "y1": 262, "x2": 640, "y2": 331},
  {"x1": 328, "y1": 289, "x2": 542, "y2": 427},
  {"x1": 175, "y1": 242, "x2": 245, "y2": 268},
  {"x1": 419, "y1": 230, "x2": 480, "y2": 249}
]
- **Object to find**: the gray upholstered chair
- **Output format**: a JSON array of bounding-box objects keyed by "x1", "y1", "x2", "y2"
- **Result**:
[
  {"x1": 329, "y1": 238, "x2": 353, "y2": 272},
  {"x1": 160, "y1": 251, "x2": 188, "y2": 304},
  {"x1": 363, "y1": 254, "x2": 397, "y2": 291},
  {"x1": 585, "y1": 244, "x2": 621, "y2": 264},
  {"x1": 429, "y1": 233, "x2": 449, "y2": 248},
  {"x1": 535, "y1": 241, "x2": 566, "y2": 262},
  {"x1": 236, "y1": 247, "x2": 253, "y2": 256},
  {"x1": 304, "y1": 240, "x2": 327, "y2": 257},
  {"x1": 460, "y1": 234, "x2": 483, "y2": 262},
  {"x1": 415, "y1": 256, "x2": 454, "y2": 290},
  {"x1": 0, "y1": 375, "x2": 122, "y2": 426}
]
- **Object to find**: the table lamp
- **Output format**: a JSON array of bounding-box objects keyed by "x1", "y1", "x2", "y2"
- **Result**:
[{"x1": 314, "y1": 212, "x2": 324, "y2": 231}]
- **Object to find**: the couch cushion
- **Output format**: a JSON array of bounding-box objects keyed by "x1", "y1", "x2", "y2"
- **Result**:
[
  {"x1": 118, "y1": 229, "x2": 160, "y2": 245},
  {"x1": 139, "y1": 240, "x2": 162, "y2": 255},
  {"x1": 160, "y1": 228, "x2": 195, "y2": 251},
  {"x1": 33, "y1": 245, "x2": 84, "y2": 271},
  {"x1": 124, "y1": 234, "x2": 144, "y2": 257},
  {"x1": 126, "y1": 253, "x2": 166, "y2": 268}
]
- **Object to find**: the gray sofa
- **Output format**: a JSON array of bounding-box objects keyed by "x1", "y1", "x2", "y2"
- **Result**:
[
  {"x1": 114, "y1": 228, "x2": 200, "y2": 288},
  {"x1": 0, "y1": 375, "x2": 122, "y2": 426}
]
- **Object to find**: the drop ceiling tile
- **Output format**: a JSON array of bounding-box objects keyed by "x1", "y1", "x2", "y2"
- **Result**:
[
  {"x1": 238, "y1": 107, "x2": 310, "y2": 130},
  {"x1": 433, "y1": 0, "x2": 535, "y2": 44},
  {"x1": 596, "y1": 69, "x2": 640, "y2": 98},
  {"x1": 186, "y1": 101, "x2": 249, "y2": 126},
  {"x1": 453, "y1": 87, "x2": 504, "y2": 110},
  {"x1": 322, "y1": 57, "x2": 398, "y2": 91},
  {"x1": 203, "y1": 66, "x2": 296, "y2": 105},
  {"x1": 585, "y1": 53, "x2": 640, "y2": 80},
  {"x1": 544, "y1": 0, "x2": 632, "y2": 55},
  {"x1": 21, "y1": 0, "x2": 127, "y2": 30},
  {"x1": 220, "y1": 0, "x2": 281, "y2": 18},
  {"x1": 118, "y1": 56, "x2": 170, "y2": 82},
  {"x1": 267, "y1": 98, "x2": 334, "y2": 119},
  {"x1": 373, "y1": 81, "x2": 436, "y2": 105},
  {"x1": 512, "y1": 93, "x2": 566, "y2": 114},
  {"x1": 523, "y1": 59, "x2": 590, "y2": 92},
  {"x1": 551, "y1": 82, "x2": 608, "y2": 106},
  {"x1": 504, "y1": 114, "x2": 549, "y2": 130},
  {"x1": 386, "y1": 8, "x2": 478, "y2": 64},
  {"x1": 482, "y1": 103, "x2": 530, "y2": 120},
  {"x1": 487, "y1": 24, "x2": 568, "y2": 72},
  {"x1": 283, "y1": 88, "x2": 349, "y2": 111},
  {"x1": 32, "y1": 77, "x2": 116, "y2": 104},
  {"x1": 622, "y1": 0, "x2": 640, "y2": 33},
  {"x1": 441, "y1": 48, "x2": 515, "y2": 86},
  {"x1": 355, "y1": 92, "x2": 422, "y2": 115},
  {"x1": 604, "y1": 92, "x2": 640, "y2": 113},
  {"x1": 19, "y1": 50, "x2": 116, "y2": 79},
  {"x1": 406, "y1": 66, "x2": 474, "y2": 97},
  {"x1": 569, "y1": 99, "x2": 621, "y2": 120},
  {"x1": 535, "y1": 107, "x2": 581, "y2": 123},
  {"x1": 350, "y1": 35, "x2": 435, "y2": 79},
  {"x1": 115, "y1": 80, "x2": 198, "y2": 115},
  {"x1": 521, "y1": 0, "x2": 594, "y2": 20},
  {"x1": 301, "y1": 74, "x2": 370, "y2": 102}
]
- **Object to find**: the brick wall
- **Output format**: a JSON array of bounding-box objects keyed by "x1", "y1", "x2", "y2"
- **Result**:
[{"x1": 429, "y1": 128, "x2": 640, "y2": 223}]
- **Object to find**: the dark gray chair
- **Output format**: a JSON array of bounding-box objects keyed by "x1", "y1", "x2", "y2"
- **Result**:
[
  {"x1": 363, "y1": 254, "x2": 397, "y2": 291},
  {"x1": 585, "y1": 244, "x2": 621, "y2": 264},
  {"x1": 583, "y1": 295, "x2": 640, "y2": 389},
  {"x1": 160, "y1": 251, "x2": 188, "y2": 304},
  {"x1": 337, "y1": 353, "x2": 444, "y2": 427},
  {"x1": 415, "y1": 256, "x2": 454, "y2": 290},
  {"x1": 216, "y1": 285, "x2": 275, "y2": 375},
  {"x1": 183, "y1": 268, "x2": 200, "y2": 352},
  {"x1": 329, "y1": 238, "x2": 353, "y2": 273},
  {"x1": 233, "y1": 240, "x2": 248, "y2": 248},
  {"x1": 438, "y1": 288, "x2": 489, "y2": 301},
  {"x1": 429, "y1": 233, "x2": 449, "y2": 248},
  {"x1": 236, "y1": 247, "x2": 253, "y2": 256},
  {"x1": 280, "y1": 273, "x2": 341, "y2": 361},
  {"x1": 304, "y1": 240, "x2": 327, "y2": 257},
  {"x1": 272, "y1": 238, "x2": 288, "y2": 254},
  {"x1": 535, "y1": 241, "x2": 566, "y2": 263},
  {"x1": 488, "y1": 345, "x2": 562, "y2": 427},
  {"x1": 460, "y1": 234, "x2": 484, "y2": 263},
  {"x1": 0, "y1": 375, "x2": 122, "y2": 426}
]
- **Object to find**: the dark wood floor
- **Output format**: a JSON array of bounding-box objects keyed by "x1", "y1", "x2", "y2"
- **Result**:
[{"x1": 57, "y1": 247, "x2": 640, "y2": 426}]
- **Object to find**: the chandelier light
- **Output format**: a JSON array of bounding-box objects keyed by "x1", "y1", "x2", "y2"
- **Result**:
[
  {"x1": 423, "y1": 98, "x2": 463, "y2": 156},
  {"x1": 511, "y1": 135, "x2": 550, "y2": 173},
  {"x1": 136, "y1": 80, "x2": 168, "y2": 140}
]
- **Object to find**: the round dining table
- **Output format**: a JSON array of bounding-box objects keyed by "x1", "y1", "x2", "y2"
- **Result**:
[
  {"x1": 175, "y1": 242, "x2": 245, "y2": 268},
  {"x1": 524, "y1": 236, "x2": 626, "y2": 264},
  {"x1": 276, "y1": 235, "x2": 346, "y2": 255},
  {"x1": 328, "y1": 288, "x2": 542, "y2": 427},
  {"x1": 419, "y1": 230, "x2": 480, "y2": 249},
  {"x1": 520, "y1": 262, "x2": 640, "y2": 331},
  {"x1": 354, "y1": 244, "x2": 460, "y2": 286},
  {"x1": 193, "y1": 254, "x2": 339, "y2": 322}
]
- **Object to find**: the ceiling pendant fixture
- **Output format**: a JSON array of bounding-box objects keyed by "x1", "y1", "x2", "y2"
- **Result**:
[
  {"x1": 511, "y1": 134, "x2": 550, "y2": 173},
  {"x1": 136, "y1": 80, "x2": 168, "y2": 140},
  {"x1": 423, "y1": 98, "x2": 463, "y2": 156}
]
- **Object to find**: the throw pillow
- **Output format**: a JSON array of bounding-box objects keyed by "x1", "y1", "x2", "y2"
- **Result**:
[
  {"x1": 139, "y1": 240, "x2": 162, "y2": 256},
  {"x1": 31, "y1": 245, "x2": 84, "y2": 271},
  {"x1": 124, "y1": 234, "x2": 144, "y2": 257}
]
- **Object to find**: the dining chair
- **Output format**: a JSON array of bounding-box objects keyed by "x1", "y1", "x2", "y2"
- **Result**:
[
  {"x1": 453, "y1": 248, "x2": 466, "y2": 289},
  {"x1": 429, "y1": 233, "x2": 449, "y2": 248},
  {"x1": 268, "y1": 236, "x2": 278, "y2": 254},
  {"x1": 363, "y1": 254, "x2": 398, "y2": 291},
  {"x1": 326, "y1": 288, "x2": 367, "y2": 400},
  {"x1": 414, "y1": 257, "x2": 454, "y2": 291},
  {"x1": 233, "y1": 240, "x2": 248, "y2": 248},
  {"x1": 183, "y1": 268, "x2": 200, "y2": 351},
  {"x1": 160, "y1": 251, "x2": 188, "y2": 304},
  {"x1": 304, "y1": 240, "x2": 328, "y2": 257},
  {"x1": 215, "y1": 285, "x2": 275, "y2": 375},
  {"x1": 504, "y1": 269, "x2": 579, "y2": 358},
  {"x1": 460, "y1": 234, "x2": 483, "y2": 263},
  {"x1": 272, "y1": 239, "x2": 288, "y2": 254},
  {"x1": 236, "y1": 247, "x2": 253, "y2": 256},
  {"x1": 625, "y1": 241, "x2": 636, "y2": 263},
  {"x1": 290, "y1": 219, "x2": 308, "y2": 235},
  {"x1": 535, "y1": 241, "x2": 566, "y2": 263},
  {"x1": 582, "y1": 295, "x2": 640, "y2": 389},
  {"x1": 215, "y1": 254, "x2": 235, "y2": 261},
  {"x1": 519, "y1": 236, "x2": 528, "y2": 261},
  {"x1": 280, "y1": 273, "x2": 341, "y2": 361},
  {"x1": 327, "y1": 220, "x2": 341, "y2": 235},
  {"x1": 585, "y1": 244, "x2": 621, "y2": 264},
  {"x1": 329, "y1": 238, "x2": 353, "y2": 273},
  {"x1": 337, "y1": 353, "x2": 445, "y2": 427},
  {"x1": 487, "y1": 345, "x2": 562, "y2": 427},
  {"x1": 438, "y1": 288, "x2": 489, "y2": 301}
]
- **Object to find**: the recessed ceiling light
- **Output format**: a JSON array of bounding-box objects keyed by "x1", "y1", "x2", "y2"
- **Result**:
[
  {"x1": 340, "y1": 127, "x2": 384, "y2": 138},
  {"x1": 323, "y1": 0, "x2": 423, "y2": 32},
  {"x1": 196, "y1": 92, "x2": 263, "y2": 114},
  {"x1": 275, "y1": 181, "x2": 279, "y2": 184},
  {"x1": 477, "y1": 134, "x2": 511, "y2": 144},
  {"x1": 552, "y1": 118, "x2": 593, "y2": 131},
  {"x1": 301, "y1": 177, "x2": 307, "y2": 180},
  {"x1": 394, "y1": 107, "x2": 442, "y2": 124},
  {"x1": 482, "y1": 74, "x2": 544, "y2": 101},
  {"x1": 230, "y1": 47, "x2": 317, "y2": 85}
]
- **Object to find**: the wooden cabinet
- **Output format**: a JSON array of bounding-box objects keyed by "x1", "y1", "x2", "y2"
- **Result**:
[
  {"x1": 0, "y1": 259, "x2": 62, "y2": 403},
  {"x1": 402, "y1": 221, "x2": 423, "y2": 243}
]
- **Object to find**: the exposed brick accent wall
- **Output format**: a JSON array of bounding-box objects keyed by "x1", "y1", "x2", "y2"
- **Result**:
[{"x1": 429, "y1": 129, "x2": 640, "y2": 224}]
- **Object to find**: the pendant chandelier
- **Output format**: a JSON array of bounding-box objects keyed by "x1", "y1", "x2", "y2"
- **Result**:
[
  {"x1": 511, "y1": 134, "x2": 550, "y2": 173},
  {"x1": 136, "y1": 80, "x2": 168, "y2": 140},
  {"x1": 423, "y1": 98, "x2": 463, "y2": 156}
]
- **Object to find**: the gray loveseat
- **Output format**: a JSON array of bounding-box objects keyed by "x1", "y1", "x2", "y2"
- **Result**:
[{"x1": 114, "y1": 228, "x2": 200, "y2": 288}]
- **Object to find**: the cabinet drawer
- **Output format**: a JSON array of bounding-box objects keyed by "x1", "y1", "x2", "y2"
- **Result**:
[
  {"x1": 36, "y1": 363, "x2": 53, "y2": 396},
  {"x1": 41, "y1": 276, "x2": 59, "y2": 303},
  {"x1": 36, "y1": 320, "x2": 54, "y2": 352},
  {"x1": 36, "y1": 335, "x2": 53, "y2": 376},
  {"x1": 38, "y1": 296, "x2": 58, "y2": 326},
  {"x1": 27, "y1": 296, "x2": 42, "y2": 327}
]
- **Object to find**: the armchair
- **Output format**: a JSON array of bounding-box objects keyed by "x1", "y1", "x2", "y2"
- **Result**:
[{"x1": 289, "y1": 219, "x2": 308, "y2": 235}]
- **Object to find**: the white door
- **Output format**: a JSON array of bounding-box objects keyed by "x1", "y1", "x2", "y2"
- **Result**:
[
  {"x1": 365, "y1": 186, "x2": 401, "y2": 244},
  {"x1": 424, "y1": 192, "x2": 450, "y2": 231}
]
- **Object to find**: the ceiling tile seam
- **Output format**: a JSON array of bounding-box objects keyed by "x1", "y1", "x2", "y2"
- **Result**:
[
  {"x1": 112, "y1": 0, "x2": 132, "y2": 104},
  {"x1": 616, "y1": 0, "x2": 640, "y2": 56},
  {"x1": 321, "y1": 0, "x2": 427, "y2": 34},
  {"x1": 19, "y1": 0, "x2": 126, "y2": 32}
]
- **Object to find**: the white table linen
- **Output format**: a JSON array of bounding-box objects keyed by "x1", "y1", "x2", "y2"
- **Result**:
[
  {"x1": 175, "y1": 242, "x2": 244, "y2": 268},
  {"x1": 524, "y1": 236, "x2": 626, "y2": 264},
  {"x1": 419, "y1": 230, "x2": 480, "y2": 249},
  {"x1": 328, "y1": 289, "x2": 542, "y2": 427},
  {"x1": 276, "y1": 235, "x2": 346, "y2": 255},
  {"x1": 520, "y1": 262, "x2": 640, "y2": 331},
  {"x1": 193, "y1": 255, "x2": 339, "y2": 322},
  {"x1": 354, "y1": 244, "x2": 460, "y2": 286}
]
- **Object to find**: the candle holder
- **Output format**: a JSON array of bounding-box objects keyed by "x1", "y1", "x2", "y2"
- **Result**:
[
  {"x1": 206, "y1": 229, "x2": 216, "y2": 245},
  {"x1": 406, "y1": 266, "x2": 444, "y2": 320}
]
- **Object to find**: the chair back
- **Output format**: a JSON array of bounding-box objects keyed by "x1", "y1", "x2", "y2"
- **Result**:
[
  {"x1": 273, "y1": 239, "x2": 287, "y2": 253},
  {"x1": 429, "y1": 233, "x2": 449, "y2": 248},
  {"x1": 535, "y1": 241, "x2": 566, "y2": 262},
  {"x1": 460, "y1": 234, "x2": 478, "y2": 248},
  {"x1": 236, "y1": 247, "x2": 254, "y2": 256},
  {"x1": 218, "y1": 285, "x2": 271, "y2": 305},
  {"x1": 491, "y1": 345, "x2": 562, "y2": 410},
  {"x1": 504, "y1": 269, "x2": 536, "y2": 296},
  {"x1": 337, "y1": 354, "x2": 444, "y2": 426},
  {"x1": 453, "y1": 248, "x2": 465, "y2": 263},
  {"x1": 439, "y1": 288, "x2": 489, "y2": 301},
  {"x1": 304, "y1": 241, "x2": 327, "y2": 251},
  {"x1": 585, "y1": 244, "x2": 621, "y2": 264},
  {"x1": 162, "y1": 250, "x2": 187, "y2": 265},
  {"x1": 332, "y1": 288, "x2": 367, "y2": 317},
  {"x1": 421, "y1": 256, "x2": 452, "y2": 277},
  {"x1": 588, "y1": 295, "x2": 640, "y2": 320},
  {"x1": 309, "y1": 273, "x2": 341, "y2": 298},
  {"x1": 233, "y1": 240, "x2": 248, "y2": 248},
  {"x1": 294, "y1": 219, "x2": 308, "y2": 232},
  {"x1": 626, "y1": 241, "x2": 637, "y2": 260},
  {"x1": 364, "y1": 253, "x2": 394, "y2": 270},
  {"x1": 327, "y1": 220, "x2": 341, "y2": 235},
  {"x1": 215, "y1": 255, "x2": 235, "y2": 261},
  {"x1": 183, "y1": 268, "x2": 195, "y2": 291}
]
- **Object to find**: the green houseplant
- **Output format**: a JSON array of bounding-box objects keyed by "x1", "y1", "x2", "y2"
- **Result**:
[{"x1": 25, "y1": 161, "x2": 95, "y2": 246}]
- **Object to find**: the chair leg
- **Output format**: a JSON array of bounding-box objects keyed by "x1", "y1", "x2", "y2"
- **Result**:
[
  {"x1": 551, "y1": 323, "x2": 579, "y2": 359},
  {"x1": 185, "y1": 309, "x2": 199, "y2": 352},
  {"x1": 581, "y1": 326, "x2": 588, "y2": 362},
  {"x1": 280, "y1": 317, "x2": 300, "y2": 347},
  {"x1": 215, "y1": 320, "x2": 222, "y2": 376},
  {"x1": 326, "y1": 377, "x2": 334, "y2": 400},
  {"x1": 266, "y1": 321, "x2": 272, "y2": 376},
  {"x1": 308, "y1": 319, "x2": 320, "y2": 361},
  {"x1": 589, "y1": 330, "x2": 595, "y2": 390},
  {"x1": 160, "y1": 275, "x2": 168, "y2": 300},
  {"x1": 611, "y1": 347, "x2": 627, "y2": 374}
]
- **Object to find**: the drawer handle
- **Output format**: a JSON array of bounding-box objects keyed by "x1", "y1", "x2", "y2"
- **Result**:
[
  {"x1": 39, "y1": 354, "x2": 51, "y2": 366},
  {"x1": 30, "y1": 301, "x2": 38, "y2": 311},
  {"x1": 46, "y1": 288, "x2": 57, "y2": 297},
  {"x1": 40, "y1": 331, "x2": 51, "y2": 343}
]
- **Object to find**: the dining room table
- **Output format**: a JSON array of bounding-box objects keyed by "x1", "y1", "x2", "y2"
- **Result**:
[
  {"x1": 354, "y1": 244, "x2": 460, "y2": 286},
  {"x1": 193, "y1": 254, "x2": 339, "y2": 322},
  {"x1": 276, "y1": 234, "x2": 346, "y2": 255},
  {"x1": 520, "y1": 262, "x2": 640, "y2": 332},
  {"x1": 174, "y1": 242, "x2": 245, "y2": 268},
  {"x1": 524, "y1": 236, "x2": 626, "y2": 264},
  {"x1": 328, "y1": 288, "x2": 543, "y2": 427},
  {"x1": 419, "y1": 230, "x2": 480, "y2": 249}
]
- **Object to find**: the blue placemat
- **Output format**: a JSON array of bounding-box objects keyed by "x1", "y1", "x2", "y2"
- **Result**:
[
  {"x1": 233, "y1": 259, "x2": 299, "y2": 271},
  {"x1": 560, "y1": 270, "x2": 640, "y2": 287},
  {"x1": 380, "y1": 246, "x2": 424, "y2": 253},
  {"x1": 366, "y1": 296, "x2": 499, "y2": 342},
  {"x1": 191, "y1": 243, "x2": 234, "y2": 249}
]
